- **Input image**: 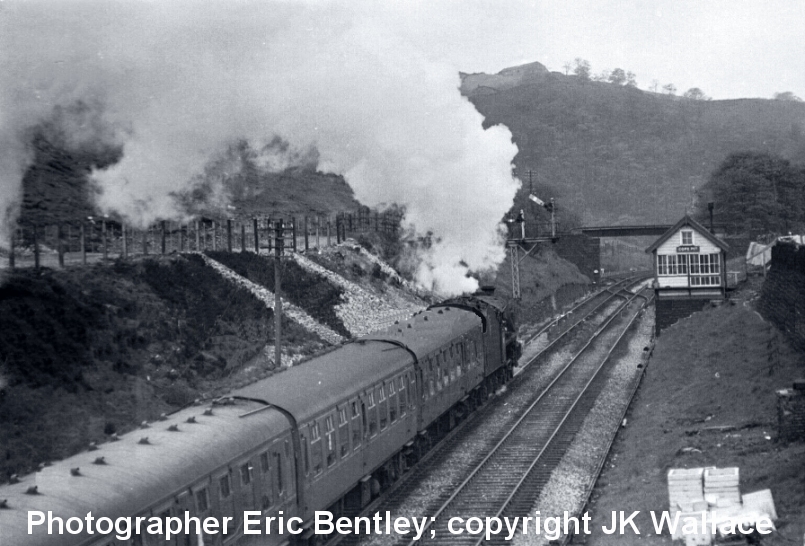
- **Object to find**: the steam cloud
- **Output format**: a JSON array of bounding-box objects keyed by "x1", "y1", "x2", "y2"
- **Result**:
[{"x1": 0, "y1": 1, "x2": 519, "y2": 296}]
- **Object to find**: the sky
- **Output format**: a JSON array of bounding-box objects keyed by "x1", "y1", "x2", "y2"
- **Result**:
[
  {"x1": 1, "y1": 0, "x2": 803, "y2": 293},
  {"x1": 393, "y1": 0, "x2": 805, "y2": 100}
]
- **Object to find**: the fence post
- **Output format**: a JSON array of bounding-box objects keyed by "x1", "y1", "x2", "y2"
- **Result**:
[
  {"x1": 327, "y1": 218, "x2": 331, "y2": 247},
  {"x1": 194, "y1": 221, "x2": 200, "y2": 251},
  {"x1": 160, "y1": 221, "x2": 166, "y2": 254},
  {"x1": 180, "y1": 224, "x2": 185, "y2": 252},
  {"x1": 142, "y1": 227, "x2": 148, "y2": 255},
  {"x1": 8, "y1": 227, "x2": 15, "y2": 268},
  {"x1": 291, "y1": 217, "x2": 297, "y2": 253},
  {"x1": 267, "y1": 217, "x2": 272, "y2": 254},
  {"x1": 122, "y1": 224, "x2": 128, "y2": 258},
  {"x1": 57, "y1": 224, "x2": 65, "y2": 267},
  {"x1": 253, "y1": 218, "x2": 259, "y2": 253},
  {"x1": 227, "y1": 219, "x2": 233, "y2": 252},
  {"x1": 81, "y1": 223, "x2": 87, "y2": 264},
  {"x1": 240, "y1": 222, "x2": 246, "y2": 252},
  {"x1": 304, "y1": 216, "x2": 309, "y2": 253},
  {"x1": 102, "y1": 220, "x2": 108, "y2": 260},
  {"x1": 316, "y1": 215, "x2": 320, "y2": 249},
  {"x1": 33, "y1": 225, "x2": 40, "y2": 269}
]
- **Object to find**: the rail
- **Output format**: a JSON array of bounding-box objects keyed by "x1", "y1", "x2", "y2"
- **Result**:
[
  {"x1": 404, "y1": 287, "x2": 650, "y2": 545},
  {"x1": 327, "y1": 278, "x2": 649, "y2": 546}
]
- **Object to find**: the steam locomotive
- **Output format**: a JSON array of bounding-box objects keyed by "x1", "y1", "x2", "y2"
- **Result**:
[{"x1": 1, "y1": 288, "x2": 520, "y2": 546}]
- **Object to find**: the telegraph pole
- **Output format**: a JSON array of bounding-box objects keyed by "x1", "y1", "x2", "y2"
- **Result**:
[{"x1": 274, "y1": 219, "x2": 284, "y2": 368}]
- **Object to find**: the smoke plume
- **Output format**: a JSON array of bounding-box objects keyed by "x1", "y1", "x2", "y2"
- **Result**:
[{"x1": 0, "y1": 1, "x2": 519, "y2": 296}]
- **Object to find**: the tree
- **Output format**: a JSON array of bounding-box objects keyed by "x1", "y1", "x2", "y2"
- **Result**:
[
  {"x1": 625, "y1": 71, "x2": 638, "y2": 87},
  {"x1": 663, "y1": 83, "x2": 677, "y2": 96},
  {"x1": 649, "y1": 79, "x2": 660, "y2": 93},
  {"x1": 683, "y1": 87, "x2": 709, "y2": 101},
  {"x1": 593, "y1": 69, "x2": 610, "y2": 82},
  {"x1": 573, "y1": 58, "x2": 591, "y2": 81},
  {"x1": 696, "y1": 151, "x2": 805, "y2": 235},
  {"x1": 562, "y1": 61, "x2": 572, "y2": 75},
  {"x1": 609, "y1": 68, "x2": 627, "y2": 85},
  {"x1": 773, "y1": 91, "x2": 803, "y2": 102}
]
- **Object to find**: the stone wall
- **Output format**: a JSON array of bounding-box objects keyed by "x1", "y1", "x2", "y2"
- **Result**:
[
  {"x1": 757, "y1": 242, "x2": 805, "y2": 351},
  {"x1": 655, "y1": 298, "x2": 710, "y2": 336}
]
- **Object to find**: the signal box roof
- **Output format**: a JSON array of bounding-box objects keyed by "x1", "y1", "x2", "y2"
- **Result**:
[{"x1": 645, "y1": 215, "x2": 730, "y2": 254}]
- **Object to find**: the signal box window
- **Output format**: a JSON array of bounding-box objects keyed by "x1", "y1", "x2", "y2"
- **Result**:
[{"x1": 681, "y1": 231, "x2": 693, "y2": 245}]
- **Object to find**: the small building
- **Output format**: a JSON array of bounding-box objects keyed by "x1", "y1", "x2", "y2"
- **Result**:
[{"x1": 645, "y1": 215, "x2": 729, "y2": 334}]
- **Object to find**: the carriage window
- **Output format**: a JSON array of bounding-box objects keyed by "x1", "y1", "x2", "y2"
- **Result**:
[
  {"x1": 195, "y1": 488, "x2": 209, "y2": 512},
  {"x1": 399, "y1": 380, "x2": 407, "y2": 415},
  {"x1": 240, "y1": 463, "x2": 252, "y2": 486},
  {"x1": 367, "y1": 392, "x2": 375, "y2": 408},
  {"x1": 220, "y1": 474, "x2": 231, "y2": 499},
  {"x1": 311, "y1": 422, "x2": 320, "y2": 440},
  {"x1": 274, "y1": 452, "x2": 284, "y2": 493},
  {"x1": 325, "y1": 415, "x2": 336, "y2": 466},
  {"x1": 302, "y1": 436, "x2": 310, "y2": 475},
  {"x1": 389, "y1": 390, "x2": 398, "y2": 423},
  {"x1": 352, "y1": 401, "x2": 359, "y2": 418},
  {"x1": 352, "y1": 403, "x2": 362, "y2": 449},
  {"x1": 339, "y1": 407, "x2": 348, "y2": 426},
  {"x1": 260, "y1": 452, "x2": 270, "y2": 473},
  {"x1": 389, "y1": 381, "x2": 395, "y2": 395},
  {"x1": 379, "y1": 385, "x2": 386, "y2": 401}
]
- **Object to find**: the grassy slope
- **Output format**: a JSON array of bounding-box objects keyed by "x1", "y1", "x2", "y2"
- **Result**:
[
  {"x1": 0, "y1": 255, "x2": 323, "y2": 478},
  {"x1": 467, "y1": 73, "x2": 805, "y2": 227},
  {"x1": 585, "y1": 280, "x2": 805, "y2": 546},
  {"x1": 206, "y1": 250, "x2": 352, "y2": 338}
]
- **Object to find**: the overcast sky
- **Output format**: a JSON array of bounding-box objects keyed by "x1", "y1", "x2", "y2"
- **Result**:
[
  {"x1": 3, "y1": 0, "x2": 803, "y2": 100},
  {"x1": 392, "y1": 0, "x2": 805, "y2": 100}
]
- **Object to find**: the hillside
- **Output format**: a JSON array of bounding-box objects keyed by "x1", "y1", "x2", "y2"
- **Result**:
[
  {"x1": 464, "y1": 65, "x2": 805, "y2": 227},
  {"x1": 585, "y1": 279, "x2": 805, "y2": 546}
]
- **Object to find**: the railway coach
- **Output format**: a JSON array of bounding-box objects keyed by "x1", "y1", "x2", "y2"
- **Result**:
[{"x1": 0, "y1": 290, "x2": 519, "y2": 546}]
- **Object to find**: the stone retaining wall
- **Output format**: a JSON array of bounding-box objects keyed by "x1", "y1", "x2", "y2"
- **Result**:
[
  {"x1": 757, "y1": 242, "x2": 805, "y2": 351},
  {"x1": 655, "y1": 298, "x2": 710, "y2": 335},
  {"x1": 777, "y1": 384, "x2": 805, "y2": 442}
]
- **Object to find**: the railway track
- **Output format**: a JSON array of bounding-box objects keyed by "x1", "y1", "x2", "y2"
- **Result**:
[
  {"x1": 402, "y1": 287, "x2": 649, "y2": 546},
  {"x1": 328, "y1": 278, "x2": 650, "y2": 546}
]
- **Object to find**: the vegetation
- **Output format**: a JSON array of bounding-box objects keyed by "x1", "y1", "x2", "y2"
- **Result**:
[
  {"x1": 0, "y1": 255, "x2": 326, "y2": 478},
  {"x1": 467, "y1": 67, "x2": 805, "y2": 226},
  {"x1": 695, "y1": 152, "x2": 805, "y2": 236}
]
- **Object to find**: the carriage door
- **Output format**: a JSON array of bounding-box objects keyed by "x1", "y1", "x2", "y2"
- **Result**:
[
  {"x1": 238, "y1": 458, "x2": 256, "y2": 531},
  {"x1": 175, "y1": 491, "x2": 194, "y2": 546}
]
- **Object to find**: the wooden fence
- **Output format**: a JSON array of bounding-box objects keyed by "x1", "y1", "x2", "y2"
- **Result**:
[{"x1": 2, "y1": 208, "x2": 404, "y2": 270}]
